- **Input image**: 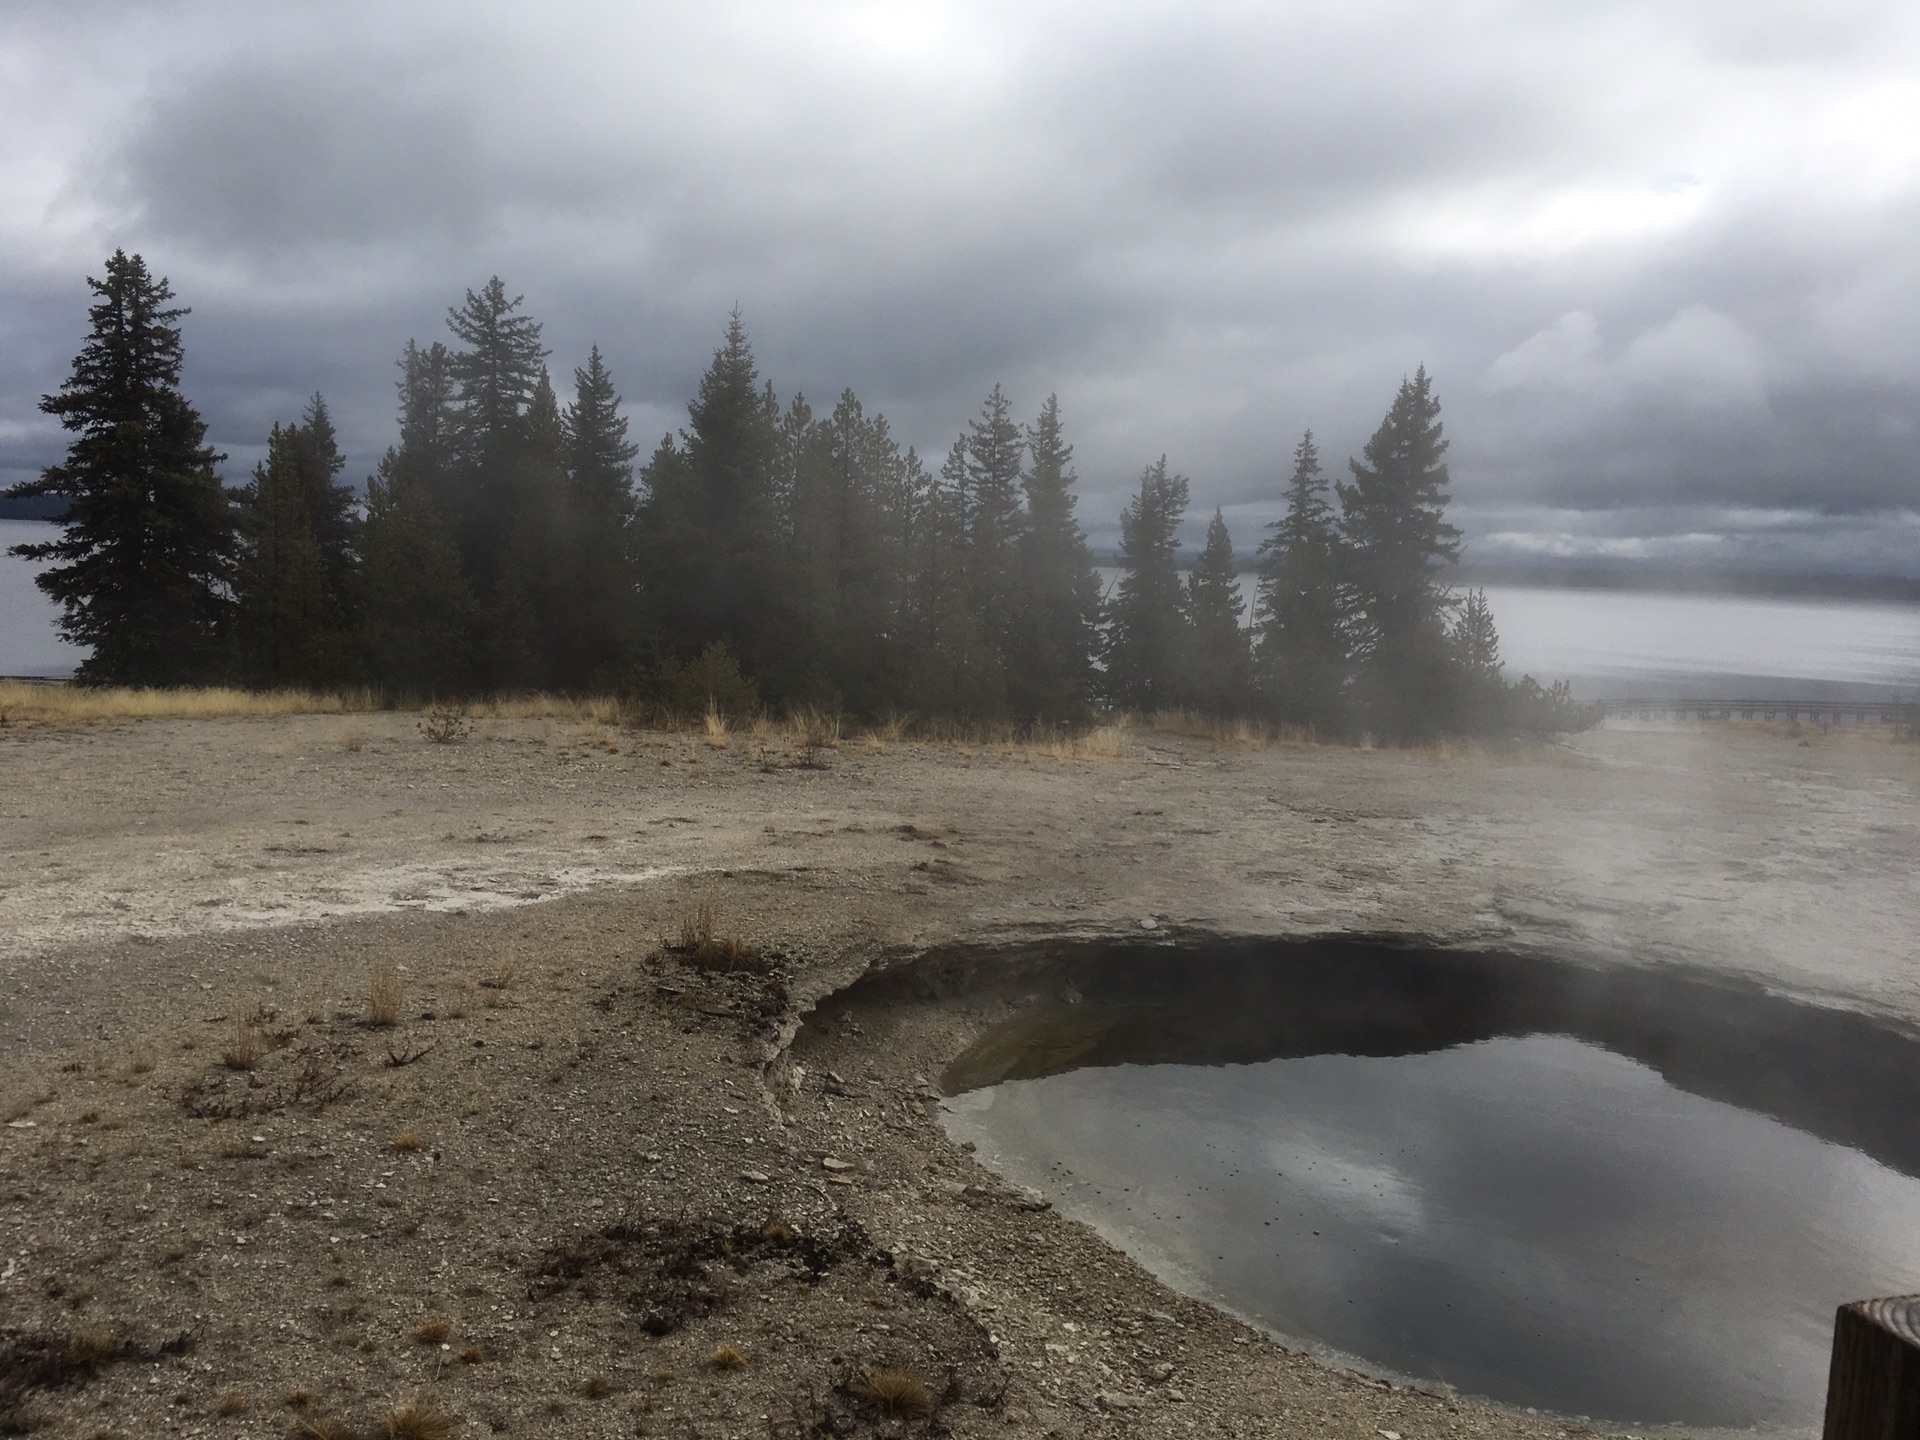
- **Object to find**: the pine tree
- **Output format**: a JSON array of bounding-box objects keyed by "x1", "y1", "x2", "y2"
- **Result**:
[
  {"x1": 232, "y1": 403, "x2": 358, "y2": 688},
  {"x1": 1184, "y1": 509, "x2": 1250, "y2": 714},
  {"x1": 1009, "y1": 395, "x2": 1101, "y2": 721},
  {"x1": 359, "y1": 341, "x2": 476, "y2": 694},
  {"x1": 1255, "y1": 430, "x2": 1349, "y2": 728},
  {"x1": 442, "y1": 279, "x2": 552, "y2": 687},
  {"x1": 554, "y1": 346, "x2": 640, "y2": 689},
  {"x1": 6, "y1": 251, "x2": 234, "y2": 684},
  {"x1": 1101, "y1": 457, "x2": 1190, "y2": 711},
  {"x1": 1337, "y1": 368, "x2": 1462, "y2": 737},
  {"x1": 1450, "y1": 587, "x2": 1505, "y2": 731},
  {"x1": 902, "y1": 443, "x2": 1003, "y2": 717},
  {"x1": 962, "y1": 384, "x2": 1027, "y2": 658},
  {"x1": 635, "y1": 313, "x2": 792, "y2": 695}
]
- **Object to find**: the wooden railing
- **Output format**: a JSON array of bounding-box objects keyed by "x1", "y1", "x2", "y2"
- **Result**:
[
  {"x1": 1825, "y1": 1296, "x2": 1920, "y2": 1439},
  {"x1": 1602, "y1": 699, "x2": 1917, "y2": 728}
]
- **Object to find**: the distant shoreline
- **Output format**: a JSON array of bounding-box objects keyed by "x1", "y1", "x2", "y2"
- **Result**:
[{"x1": 1088, "y1": 550, "x2": 1920, "y2": 605}]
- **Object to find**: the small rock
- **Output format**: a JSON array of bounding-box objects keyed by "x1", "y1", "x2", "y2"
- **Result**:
[
  {"x1": 1380, "y1": 1432, "x2": 1402, "y2": 1439},
  {"x1": 5, "y1": 1121, "x2": 35, "y2": 1130},
  {"x1": 1097, "y1": 1391, "x2": 1148, "y2": 1412},
  {"x1": 1166, "y1": 1388, "x2": 1186, "y2": 1403},
  {"x1": 821, "y1": 1157, "x2": 854, "y2": 1172},
  {"x1": 1144, "y1": 1362, "x2": 1175, "y2": 1384},
  {"x1": 740, "y1": 1170, "x2": 770, "y2": 1184}
]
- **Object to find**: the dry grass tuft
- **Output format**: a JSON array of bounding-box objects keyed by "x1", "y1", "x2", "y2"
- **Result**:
[
  {"x1": 702, "y1": 702, "x2": 731, "y2": 748},
  {"x1": 381, "y1": 1396, "x2": 454, "y2": 1440},
  {"x1": 480, "y1": 948, "x2": 517, "y2": 999},
  {"x1": 708, "y1": 1344, "x2": 747, "y2": 1371},
  {"x1": 0, "y1": 680, "x2": 378, "y2": 725},
  {"x1": 392, "y1": 1131, "x2": 423, "y2": 1152},
  {"x1": 213, "y1": 1390, "x2": 247, "y2": 1416},
  {"x1": 367, "y1": 965, "x2": 404, "y2": 1027},
  {"x1": 852, "y1": 1367, "x2": 934, "y2": 1417},
  {"x1": 411, "y1": 1315, "x2": 451, "y2": 1345},
  {"x1": 287, "y1": 1387, "x2": 316, "y2": 1409},
  {"x1": 458, "y1": 1346, "x2": 484, "y2": 1365},
  {"x1": 676, "y1": 903, "x2": 761, "y2": 972},
  {"x1": 125, "y1": 1049, "x2": 153, "y2": 1077},
  {"x1": 338, "y1": 730, "x2": 366, "y2": 752},
  {"x1": 220, "y1": 1016, "x2": 263, "y2": 1071},
  {"x1": 298, "y1": 1420, "x2": 359, "y2": 1440},
  {"x1": 582, "y1": 1373, "x2": 617, "y2": 1399}
]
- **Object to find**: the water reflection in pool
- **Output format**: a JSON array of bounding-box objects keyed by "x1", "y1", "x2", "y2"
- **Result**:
[{"x1": 935, "y1": 948, "x2": 1920, "y2": 1429}]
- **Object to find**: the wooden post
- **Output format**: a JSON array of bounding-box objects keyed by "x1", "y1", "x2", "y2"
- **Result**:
[{"x1": 1824, "y1": 1296, "x2": 1920, "y2": 1440}]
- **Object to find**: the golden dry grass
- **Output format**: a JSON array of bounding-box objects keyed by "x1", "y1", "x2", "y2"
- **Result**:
[
  {"x1": 677, "y1": 904, "x2": 759, "y2": 972},
  {"x1": 297, "y1": 1420, "x2": 357, "y2": 1440},
  {"x1": 367, "y1": 964, "x2": 404, "y2": 1028},
  {"x1": 0, "y1": 680, "x2": 380, "y2": 724},
  {"x1": 481, "y1": 947, "x2": 517, "y2": 1002},
  {"x1": 702, "y1": 703, "x2": 731, "y2": 748},
  {"x1": 213, "y1": 1391, "x2": 247, "y2": 1416},
  {"x1": 220, "y1": 1017, "x2": 263, "y2": 1071},
  {"x1": 852, "y1": 1367, "x2": 934, "y2": 1416},
  {"x1": 381, "y1": 1397, "x2": 454, "y2": 1440},
  {"x1": 707, "y1": 1344, "x2": 747, "y2": 1371},
  {"x1": 392, "y1": 1131, "x2": 423, "y2": 1152}
]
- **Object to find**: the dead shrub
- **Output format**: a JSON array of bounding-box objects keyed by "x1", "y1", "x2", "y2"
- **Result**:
[
  {"x1": 392, "y1": 1131, "x2": 423, "y2": 1153},
  {"x1": 851, "y1": 1367, "x2": 934, "y2": 1417},
  {"x1": 381, "y1": 1397, "x2": 454, "y2": 1440},
  {"x1": 416, "y1": 710, "x2": 470, "y2": 745},
  {"x1": 213, "y1": 1390, "x2": 247, "y2": 1416},
  {"x1": 220, "y1": 1017, "x2": 262, "y2": 1072},
  {"x1": 411, "y1": 1316, "x2": 450, "y2": 1345},
  {"x1": 367, "y1": 965, "x2": 404, "y2": 1028},
  {"x1": 480, "y1": 948, "x2": 516, "y2": 1002},
  {"x1": 708, "y1": 1344, "x2": 747, "y2": 1371},
  {"x1": 676, "y1": 904, "x2": 763, "y2": 973}
]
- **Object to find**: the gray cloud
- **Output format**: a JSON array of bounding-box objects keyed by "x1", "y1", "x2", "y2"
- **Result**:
[{"x1": 2, "y1": 0, "x2": 1917, "y2": 572}]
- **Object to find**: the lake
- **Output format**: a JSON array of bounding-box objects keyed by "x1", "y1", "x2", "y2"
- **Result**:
[
  {"x1": 3, "y1": 522, "x2": 1917, "y2": 695},
  {"x1": 0, "y1": 520, "x2": 83, "y2": 676}
]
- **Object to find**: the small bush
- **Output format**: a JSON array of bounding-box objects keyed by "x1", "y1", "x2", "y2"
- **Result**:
[
  {"x1": 367, "y1": 965, "x2": 404, "y2": 1027},
  {"x1": 851, "y1": 1367, "x2": 933, "y2": 1417},
  {"x1": 381, "y1": 1396, "x2": 453, "y2": 1440},
  {"x1": 221, "y1": 1018, "x2": 262, "y2": 1072},
  {"x1": 416, "y1": 710, "x2": 470, "y2": 745}
]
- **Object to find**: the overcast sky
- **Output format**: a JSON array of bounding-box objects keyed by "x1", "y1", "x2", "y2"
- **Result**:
[{"x1": 3, "y1": 0, "x2": 1918, "y2": 572}]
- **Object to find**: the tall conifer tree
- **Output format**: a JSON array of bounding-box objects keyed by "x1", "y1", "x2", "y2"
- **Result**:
[
  {"x1": 1101, "y1": 457, "x2": 1190, "y2": 711},
  {"x1": 1337, "y1": 368, "x2": 1462, "y2": 737},
  {"x1": 962, "y1": 385, "x2": 1026, "y2": 658},
  {"x1": 1009, "y1": 395, "x2": 1101, "y2": 721},
  {"x1": 1185, "y1": 509, "x2": 1250, "y2": 714},
  {"x1": 359, "y1": 341, "x2": 476, "y2": 694},
  {"x1": 1255, "y1": 430, "x2": 1349, "y2": 727},
  {"x1": 233, "y1": 400, "x2": 358, "y2": 687},
  {"x1": 7, "y1": 251, "x2": 234, "y2": 683},
  {"x1": 555, "y1": 346, "x2": 640, "y2": 689}
]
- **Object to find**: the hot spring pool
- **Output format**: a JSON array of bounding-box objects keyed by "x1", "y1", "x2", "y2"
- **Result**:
[{"x1": 935, "y1": 942, "x2": 1920, "y2": 1429}]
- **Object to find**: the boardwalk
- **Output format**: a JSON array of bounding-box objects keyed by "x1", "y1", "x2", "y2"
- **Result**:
[{"x1": 1602, "y1": 698, "x2": 1916, "y2": 728}]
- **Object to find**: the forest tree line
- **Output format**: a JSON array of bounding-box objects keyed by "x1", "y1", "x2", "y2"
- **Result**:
[{"x1": 8, "y1": 251, "x2": 1592, "y2": 739}]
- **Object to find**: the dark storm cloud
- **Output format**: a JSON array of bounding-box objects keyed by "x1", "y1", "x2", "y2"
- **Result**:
[{"x1": 3, "y1": 1, "x2": 1917, "y2": 570}]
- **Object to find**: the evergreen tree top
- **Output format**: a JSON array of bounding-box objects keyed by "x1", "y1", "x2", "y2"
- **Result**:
[
  {"x1": 38, "y1": 250, "x2": 191, "y2": 438},
  {"x1": 447, "y1": 277, "x2": 548, "y2": 438}
]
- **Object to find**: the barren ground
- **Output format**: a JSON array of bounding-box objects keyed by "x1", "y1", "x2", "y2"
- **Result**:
[{"x1": 1, "y1": 713, "x2": 1915, "y2": 1440}]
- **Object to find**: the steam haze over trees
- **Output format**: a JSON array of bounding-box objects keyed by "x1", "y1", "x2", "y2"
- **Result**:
[{"x1": 11, "y1": 253, "x2": 1592, "y2": 738}]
